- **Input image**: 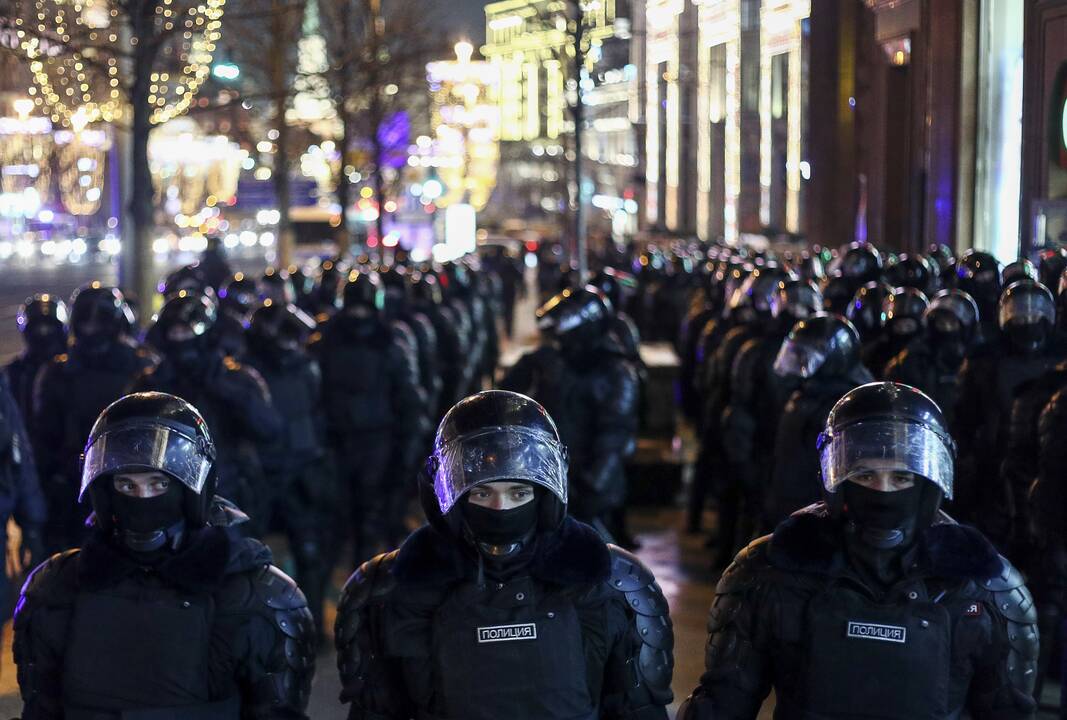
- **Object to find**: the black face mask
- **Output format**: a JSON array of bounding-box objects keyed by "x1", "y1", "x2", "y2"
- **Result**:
[
  {"x1": 26, "y1": 328, "x2": 65, "y2": 360},
  {"x1": 168, "y1": 339, "x2": 208, "y2": 373},
  {"x1": 75, "y1": 330, "x2": 115, "y2": 357},
  {"x1": 461, "y1": 499, "x2": 539, "y2": 552},
  {"x1": 842, "y1": 482, "x2": 923, "y2": 551},
  {"x1": 930, "y1": 328, "x2": 967, "y2": 364},
  {"x1": 1006, "y1": 322, "x2": 1048, "y2": 353},
  {"x1": 110, "y1": 484, "x2": 186, "y2": 554}
]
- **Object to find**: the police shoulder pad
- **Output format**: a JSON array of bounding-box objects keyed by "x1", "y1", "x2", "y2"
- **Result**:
[
  {"x1": 717, "y1": 535, "x2": 772, "y2": 595},
  {"x1": 980, "y1": 555, "x2": 1037, "y2": 625},
  {"x1": 605, "y1": 545, "x2": 674, "y2": 704},
  {"x1": 253, "y1": 564, "x2": 308, "y2": 611},
  {"x1": 19, "y1": 549, "x2": 80, "y2": 610}
]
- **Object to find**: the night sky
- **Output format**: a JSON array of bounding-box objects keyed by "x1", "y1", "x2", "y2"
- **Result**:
[{"x1": 441, "y1": 0, "x2": 490, "y2": 47}]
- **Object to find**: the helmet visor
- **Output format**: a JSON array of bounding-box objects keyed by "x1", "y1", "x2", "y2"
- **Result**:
[
  {"x1": 432, "y1": 426, "x2": 568, "y2": 514},
  {"x1": 80, "y1": 423, "x2": 214, "y2": 500},
  {"x1": 773, "y1": 339, "x2": 827, "y2": 379},
  {"x1": 818, "y1": 419, "x2": 954, "y2": 498},
  {"x1": 999, "y1": 291, "x2": 1055, "y2": 328}
]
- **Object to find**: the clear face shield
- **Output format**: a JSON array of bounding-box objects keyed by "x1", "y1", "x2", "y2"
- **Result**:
[
  {"x1": 998, "y1": 290, "x2": 1055, "y2": 329},
  {"x1": 431, "y1": 425, "x2": 569, "y2": 515},
  {"x1": 80, "y1": 422, "x2": 215, "y2": 501},
  {"x1": 773, "y1": 339, "x2": 828, "y2": 379},
  {"x1": 817, "y1": 419, "x2": 955, "y2": 498}
]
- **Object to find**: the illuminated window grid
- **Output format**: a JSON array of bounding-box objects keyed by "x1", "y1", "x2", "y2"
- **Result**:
[
  {"x1": 760, "y1": 0, "x2": 810, "y2": 232},
  {"x1": 645, "y1": 0, "x2": 684, "y2": 228},
  {"x1": 696, "y1": 0, "x2": 741, "y2": 244},
  {"x1": 483, "y1": 0, "x2": 619, "y2": 142}
]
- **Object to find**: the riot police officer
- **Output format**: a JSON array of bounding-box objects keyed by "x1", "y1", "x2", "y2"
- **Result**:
[
  {"x1": 242, "y1": 301, "x2": 333, "y2": 638},
  {"x1": 311, "y1": 270, "x2": 425, "y2": 563},
  {"x1": 954, "y1": 279, "x2": 1063, "y2": 541},
  {"x1": 678, "y1": 382, "x2": 1039, "y2": 720},
  {"x1": 768, "y1": 313, "x2": 873, "y2": 524},
  {"x1": 6, "y1": 294, "x2": 68, "y2": 426},
  {"x1": 14, "y1": 392, "x2": 315, "y2": 718},
  {"x1": 135, "y1": 293, "x2": 282, "y2": 523},
  {"x1": 335, "y1": 390, "x2": 673, "y2": 720},
  {"x1": 955, "y1": 249, "x2": 1002, "y2": 346},
  {"x1": 501, "y1": 287, "x2": 640, "y2": 539},
  {"x1": 33, "y1": 284, "x2": 156, "y2": 553},
  {"x1": 0, "y1": 371, "x2": 46, "y2": 614},
  {"x1": 861, "y1": 286, "x2": 930, "y2": 378},
  {"x1": 884, "y1": 289, "x2": 980, "y2": 426},
  {"x1": 719, "y1": 279, "x2": 823, "y2": 553}
]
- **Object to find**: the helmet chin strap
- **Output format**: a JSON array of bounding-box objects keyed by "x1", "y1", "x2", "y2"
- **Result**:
[
  {"x1": 476, "y1": 540, "x2": 524, "y2": 557},
  {"x1": 120, "y1": 519, "x2": 186, "y2": 554}
]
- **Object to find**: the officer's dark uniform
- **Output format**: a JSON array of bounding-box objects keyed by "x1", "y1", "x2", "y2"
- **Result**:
[
  {"x1": 311, "y1": 271, "x2": 425, "y2": 564},
  {"x1": 953, "y1": 280, "x2": 1064, "y2": 541},
  {"x1": 884, "y1": 289, "x2": 980, "y2": 427},
  {"x1": 955, "y1": 249, "x2": 1003, "y2": 348},
  {"x1": 501, "y1": 287, "x2": 640, "y2": 537},
  {"x1": 335, "y1": 390, "x2": 674, "y2": 720},
  {"x1": 768, "y1": 313, "x2": 873, "y2": 525},
  {"x1": 860, "y1": 287, "x2": 929, "y2": 379},
  {"x1": 678, "y1": 382, "x2": 1039, "y2": 720},
  {"x1": 242, "y1": 302, "x2": 333, "y2": 636},
  {"x1": 0, "y1": 372, "x2": 47, "y2": 613},
  {"x1": 5, "y1": 294, "x2": 68, "y2": 426},
  {"x1": 135, "y1": 293, "x2": 282, "y2": 521},
  {"x1": 33, "y1": 285, "x2": 156, "y2": 553},
  {"x1": 13, "y1": 392, "x2": 315, "y2": 719},
  {"x1": 720, "y1": 279, "x2": 823, "y2": 551}
]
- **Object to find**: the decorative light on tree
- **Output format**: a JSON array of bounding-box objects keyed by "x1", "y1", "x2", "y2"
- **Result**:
[
  {"x1": 15, "y1": 0, "x2": 227, "y2": 127},
  {"x1": 56, "y1": 126, "x2": 111, "y2": 216}
]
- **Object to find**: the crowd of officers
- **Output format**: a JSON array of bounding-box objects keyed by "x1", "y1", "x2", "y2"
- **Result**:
[{"x1": 1, "y1": 231, "x2": 1066, "y2": 718}]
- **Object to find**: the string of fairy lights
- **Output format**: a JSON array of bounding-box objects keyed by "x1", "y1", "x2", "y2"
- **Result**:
[{"x1": 14, "y1": 0, "x2": 227, "y2": 128}]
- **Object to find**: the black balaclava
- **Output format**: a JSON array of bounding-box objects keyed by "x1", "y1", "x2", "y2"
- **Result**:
[
  {"x1": 841, "y1": 482, "x2": 930, "y2": 592},
  {"x1": 110, "y1": 482, "x2": 187, "y2": 555},
  {"x1": 25, "y1": 324, "x2": 65, "y2": 362},
  {"x1": 928, "y1": 315, "x2": 967, "y2": 365},
  {"x1": 1006, "y1": 321, "x2": 1049, "y2": 354},
  {"x1": 460, "y1": 486, "x2": 541, "y2": 580}
]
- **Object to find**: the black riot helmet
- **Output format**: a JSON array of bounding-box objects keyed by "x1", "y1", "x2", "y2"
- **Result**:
[
  {"x1": 218, "y1": 272, "x2": 259, "y2": 318},
  {"x1": 727, "y1": 267, "x2": 791, "y2": 322},
  {"x1": 927, "y1": 244, "x2": 956, "y2": 282},
  {"x1": 377, "y1": 264, "x2": 413, "y2": 317},
  {"x1": 536, "y1": 286, "x2": 613, "y2": 349},
  {"x1": 885, "y1": 255, "x2": 935, "y2": 296},
  {"x1": 818, "y1": 382, "x2": 954, "y2": 548},
  {"x1": 845, "y1": 282, "x2": 893, "y2": 342},
  {"x1": 925, "y1": 289, "x2": 980, "y2": 345},
  {"x1": 770, "y1": 279, "x2": 823, "y2": 321},
  {"x1": 1002, "y1": 258, "x2": 1038, "y2": 287},
  {"x1": 999, "y1": 279, "x2": 1056, "y2": 353},
  {"x1": 247, "y1": 301, "x2": 316, "y2": 356},
  {"x1": 880, "y1": 287, "x2": 929, "y2": 337},
  {"x1": 342, "y1": 270, "x2": 385, "y2": 313},
  {"x1": 159, "y1": 264, "x2": 209, "y2": 299},
  {"x1": 259, "y1": 267, "x2": 296, "y2": 305},
  {"x1": 69, "y1": 283, "x2": 136, "y2": 353},
  {"x1": 148, "y1": 292, "x2": 219, "y2": 370},
  {"x1": 796, "y1": 250, "x2": 826, "y2": 283},
  {"x1": 423, "y1": 391, "x2": 569, "y2": 550},
  {"x1": 1039, "y1": 248, "x2": 1067, "y2": 296},
  {"x1": 81, "y1": 392, "x2": 219, "y2": 551},
  {"x1": 773, "y1": 313, "x2": 862, "y2": 380},
  {"x1": 821, "y1": 275, "x2": 856, "y2": 315},
  {"x1": 411, "y1": 270, "x2": 444, "y2": 306},
  {"x1": 955, "y1": 249, "x2": 1002, "y2": 318},
  {"x1": 313, "y1": 260, "x2": 346, "y2": 312},
  {"x1": 18, "y1": 293, "x2": 69, "y2": 357},
  {"x1": 835, "y1": 242, "x2": 883, "y2": 286},
  {"x1": 590, "y1": 267, "x2": 638, "y2": 311}
]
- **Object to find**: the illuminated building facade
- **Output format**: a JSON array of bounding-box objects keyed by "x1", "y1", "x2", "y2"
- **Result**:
[
  {"x1": 482, "y1": 0, "x2": 635, "y2": 225},
  {"x1": 426, "y1": 42, "x2": 501, "y2": 212}
]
